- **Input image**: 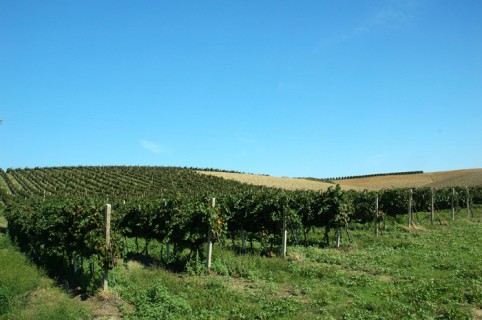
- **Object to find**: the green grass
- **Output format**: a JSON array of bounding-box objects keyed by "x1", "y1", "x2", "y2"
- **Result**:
[
  {"x1": 0, "y1": 214, "x2": 91, "y2": 320},
  {"x1": 1, "y1": 207, "x2": 480, "y2": 319},
  {"x1": 109, "y1": 208, "x2": 482, "y2": 319}
]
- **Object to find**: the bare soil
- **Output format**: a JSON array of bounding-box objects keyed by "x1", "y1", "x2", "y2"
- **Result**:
[{"x1": 73, "y1": 291, "x2": 123, "y2": 320}]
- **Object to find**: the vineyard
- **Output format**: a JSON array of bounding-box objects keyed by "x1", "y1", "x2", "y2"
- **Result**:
[{"x1": 1, "y1": 166, "x2": 481, "y2": 319}]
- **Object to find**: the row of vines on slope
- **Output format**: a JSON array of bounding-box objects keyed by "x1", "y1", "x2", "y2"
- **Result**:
[
  {"x1": 0, "y1": 166, "x2": 255, "y2": 202},
  {"x1": 4, "y1": 185, "x2": 481, "y2": 281}
]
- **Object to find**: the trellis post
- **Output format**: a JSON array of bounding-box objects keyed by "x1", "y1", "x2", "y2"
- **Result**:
[
  {"x1": 374, "y1": 194, "x2": 379, "y2": 237},
  {"x1": 281, "y1": 211, "x2": 287, "y2": 257},
  {"x1": 241, "y1": 228, "x2": 246, "y2": 252},
  {"x1": 451, "y1": 188, "x2": 455, "y2": 221},
  {"x1": 407, "y1": 189, "x2": 412, "y2": 228},
  {"x1": 430, "y1": 188, "x2": 434, "y2": 225},
  {"x1": 103, "y1": 204, "x2": 111, "y2": 291},
  {"x1": 466, "y1": 187, "x2": 471, "y2": 218},
  {"x1": 206, "y1": 198, "x2": 215, "y2": 270},
  {"x1": 336, "y1": 229, "x2": 341, "y2": 248}
]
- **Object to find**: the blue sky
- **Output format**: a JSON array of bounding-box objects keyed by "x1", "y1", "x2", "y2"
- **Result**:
[{"x1": 1, "y1": 0, "x2": 481, "y2": 178}]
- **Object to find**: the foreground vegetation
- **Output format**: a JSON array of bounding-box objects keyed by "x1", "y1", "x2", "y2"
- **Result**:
[
  {"x1": 1, "y1": 205, "x2": 481, "y2": 319},
  {"x1": 107, "y1": 209, "x2": 482, "y2": 319},
  {"x1": 0, "y1": 214, "x2": 91, "y2": 319},
  {"x1": 1, "y1": 166, "x2": 481, "y2": 319}
]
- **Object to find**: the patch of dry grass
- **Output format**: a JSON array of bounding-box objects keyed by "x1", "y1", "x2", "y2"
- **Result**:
[
  {"x1": 336, "y1": 174, "x2": 433, "y2": 190},
  {"x1": 197, "y1": 171, "x2": 364, "y2": 191},
  {"x1": 337, "y1": 168, "x2": 482, "y2": 190},
  {"x1": 198, "y1": 169, "x2": 482, "y2": 191}
]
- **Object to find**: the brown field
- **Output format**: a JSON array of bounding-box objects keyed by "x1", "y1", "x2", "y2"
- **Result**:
[
  {"x1": 197, "y1": 168, "x2": 482, "y2": 191},
  {"x1": 197, "y1": 171, "x2": 343, "y2": 191}
]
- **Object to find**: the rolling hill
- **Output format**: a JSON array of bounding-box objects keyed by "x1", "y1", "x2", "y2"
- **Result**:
[
  {"x1": 0, "y1": 167, "x2": 481, "y2": 202},
  {"x1": 198, "y1": 168, "x2": 482, "y2": 191}
]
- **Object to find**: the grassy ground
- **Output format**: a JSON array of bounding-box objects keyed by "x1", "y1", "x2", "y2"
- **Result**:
[
  {"x1": 0, "y1": 214, "x2": 91, "y2": 320},
  {"x1": 1, "y1": 207, "x2": 480, "y2": 319},
  {"x1": 109, "y1": 208, "x2": 482, "y2": 319}
]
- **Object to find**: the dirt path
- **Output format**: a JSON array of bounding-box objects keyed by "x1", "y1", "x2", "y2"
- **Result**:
[{"x1": 73, "y1": 291, "x2": 123, "y2": 320}]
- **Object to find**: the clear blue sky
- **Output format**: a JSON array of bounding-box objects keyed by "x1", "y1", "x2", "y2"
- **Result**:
[{"x1": 1, "y1": 0, "x2": 481, "y2": 178}]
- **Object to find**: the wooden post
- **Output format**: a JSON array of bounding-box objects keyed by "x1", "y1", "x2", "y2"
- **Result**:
[
  {"x1": 103, "y1": 204, "x2": 111, "y2": 291},
  {"x1": 206, "y1": 198, "x2": 215, "y2": 270},
  {"x1": 466, "y1": 187, "x2": 471, "y2": 218},
  {"x1": 374, "y1": 194, "x2": 379, "y2": 237},
  {"x1": 295, "y1": 228, "x2": 300, "y2": 246},
  {"x1": 336, "y1": 229, "x2": 341, "y2": 248},
  {"x1": 281, "y1": 211, "x2": 287, "y2": 257},
  {"x1": 408, "y1": 189, "x2": 412, "y2": 228},
  {"x1": 241, "y1": 229, "x2": 246, "y2": 253},
  {"x1": 430, "y1": 188, "x2": 434, "y2": 225},
  {"x1": 451, "y1": 188, "x2": 455, "y2": 221}
]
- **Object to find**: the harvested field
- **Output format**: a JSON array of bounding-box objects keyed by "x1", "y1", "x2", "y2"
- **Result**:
[
  {"x1": 198, "y1": 168, "x2": 482, "y2": 191},
  {"x1": 428, "y1": 169, "x2": 482, "y2": 188},
  {"x1": 196, "y1": 171, "x2": 352, "y2": 191},
  {"x1": 337, "y1": 168, "x2": 482, "y2": 190}
]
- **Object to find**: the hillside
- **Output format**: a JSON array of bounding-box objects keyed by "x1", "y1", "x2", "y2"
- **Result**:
[
  {"x1": 336, "y1": 168, "x2": 482, "y2": 190},
  {"x1": 1, "y1": 166, "x2": 481, "y2": 319},
  {"x1": 1, "y1": 167, "x2": 481, "y2": 203},
  {"x1": 196, "y1": 171, "x2": 345, "y2": 191},
  {"x1": 0, "y1": 166, "x2": 256, "y2": 203},
  {"x1": 198, "y1": 168, "x2": 482, "y2": 191}
]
